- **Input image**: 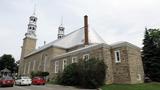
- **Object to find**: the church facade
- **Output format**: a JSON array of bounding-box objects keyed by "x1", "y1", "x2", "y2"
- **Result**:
[{"x1": 18, "y1": 14, "x2": 144, "y2": 84}]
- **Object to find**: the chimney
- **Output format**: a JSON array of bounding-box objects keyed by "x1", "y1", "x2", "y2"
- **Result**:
[{"x1": 84, "y1": 15, "x2": 89, "y2": 45}]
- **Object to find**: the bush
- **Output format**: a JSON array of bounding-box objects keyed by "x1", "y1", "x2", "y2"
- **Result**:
[
  {"x1": 57, "y1": 63, "x2": 79, "y2": 86},
  {"x1": 31, "y1": 71, "x2": 49, "y2": 78},
  {"x1": 55, "y1": 58, "x2": 107, "y2": 89}
]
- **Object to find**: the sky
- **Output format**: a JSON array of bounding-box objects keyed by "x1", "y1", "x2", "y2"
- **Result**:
[{"x1": 0, "y1": 0, "x2": 160, "y2": 61}]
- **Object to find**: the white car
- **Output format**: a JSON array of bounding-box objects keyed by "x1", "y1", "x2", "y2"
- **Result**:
[{"x1": 15, "y1": 76, "x2": 32, "y2": 86}]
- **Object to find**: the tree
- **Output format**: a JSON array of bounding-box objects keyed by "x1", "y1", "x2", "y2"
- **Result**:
[
  {"x1": 0, "y1": 54, "x2": 18, "y2": 73},
  {"x1": 142, "y1": 28, "x2": 160, "y2": 82},
  {"x1": 56, "y1": 58, "x2": 107, "y2": 89}
]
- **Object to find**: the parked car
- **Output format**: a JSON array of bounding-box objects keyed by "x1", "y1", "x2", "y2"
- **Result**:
[
  {"x1": 15, "y1": 76, "x2": 31, "y2": 86},
  {"x1": 0, "y1": 76, "x2": 14, "y2": 87},
  {"x1": 32, "y1": 77, "x2": 45, "y2": 85}
]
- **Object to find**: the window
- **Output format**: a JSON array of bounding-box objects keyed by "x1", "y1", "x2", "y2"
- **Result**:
[
  {"x1": 72, "y1": 57, "x2": 78, "y2": 63},
  {"x1": 32, "y1": 27, "x2": 35, "y2": 30},
  {"x1": 43, "y1": 55, "x2": 47, "y2": 72},
  {"x1": 33, "y1": 60, "x2": 36, "y2": 71},
  {"x1": 33, "y1": 19, "x2": 35, "y2": 22},
  {"x1": 55, "y1": 61, "x2": 59, "y2": 73},
  {"x1": 28, "y1": 62, "x2": 31, "y2": 74},
  {"x1": 114, "y1": 50, "x2": 121, "y2": 63},
  {"x1": 24, "y1": 63, "x2": 26, "y2": 74},
  {"x1": 38, "y1": 60, "x2": 41, "y2": 70},
  {"x1": 83, "y1": 54, "x2": 90, "y2": 61},
  {"x1": 137, "y1": 74, "x2": 141, "y2": 80},
  {"x1": 62, "y1": 59, "x2": 67, "y2": 70}
]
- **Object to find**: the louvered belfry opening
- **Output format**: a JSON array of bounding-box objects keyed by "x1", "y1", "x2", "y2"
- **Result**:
[{"x1": 84, "y1": 15, "x2": 89, "y2": 45}]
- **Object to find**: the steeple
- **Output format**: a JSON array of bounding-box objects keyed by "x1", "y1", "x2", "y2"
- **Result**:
[
  {"x1": 19, "y1": 3, "x2": 38, "y2": 76},
  {"x1": 25, "y1": 6, "x2": 37, "y2": 39},
  {"x1": 20, "y1": 10, "x2": 38, "y2": 59},
  {"x1": 57, "y1": 17, "x2": 65, "y2": 39}
]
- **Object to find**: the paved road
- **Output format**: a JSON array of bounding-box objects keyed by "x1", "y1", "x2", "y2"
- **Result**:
[{"x1": 0, "y1": 84, "x2": 96, "y2": 90}]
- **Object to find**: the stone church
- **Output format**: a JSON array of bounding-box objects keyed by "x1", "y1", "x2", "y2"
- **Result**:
[{"x1": 18, "y1": 13, "x2": 144, "y2": 84}]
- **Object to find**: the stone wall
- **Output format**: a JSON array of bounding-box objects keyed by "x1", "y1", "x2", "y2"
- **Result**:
[
  {"x1": 18, "y1": 37, "x2": 37, "y2": 75},
  {"x1": 111, "y1": 42, "x2": 144, "y2": 84},
  {"x1": 111, "y1": 46, "x2": 131, "y2": 84},
  {"x1": 50, "y1": 44, "x2": 109, "y2": 80},
  {"x1": 21, "y1": 37, "x2": 37, "y2": 58},
  {"x1": 18, "y1": 42, "x2": 144, "y2": 84},
  {"x1": 102, "y1": 46, "x2": 113, "y2": 84},
  {"x1": 19, "y1": 47, "x2": 66, "y2": 76},
  {"x1": 127, "y1": 47, "x2": 144, "y2": 84}
]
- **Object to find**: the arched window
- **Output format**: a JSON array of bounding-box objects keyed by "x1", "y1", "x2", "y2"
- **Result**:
[
  {"x1": 33, "y1": 19, "x2": 36, "y2": 22},
  {"x1": 62, "y1": 59, "x2": 67, "y2": 70},
  {"x1": 32, "y1": 27, "x2": 35, "y2": 30},
  {"x1": 55, "y1": 61, "x2": 59, "y2": 73},
  {"x1": 42, "y1": 54, "x2": 48, "y2": 72}
]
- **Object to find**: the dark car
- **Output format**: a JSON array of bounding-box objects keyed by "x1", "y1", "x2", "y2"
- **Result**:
[
  {"x1": 32, "y1": 77, "x2": 45, "y2": 85},
  {"x1": 0, "y1": 76, "x2": 14, "y2": 87}
]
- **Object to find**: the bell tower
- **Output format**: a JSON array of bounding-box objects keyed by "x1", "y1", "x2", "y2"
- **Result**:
[
  {"x1": 57, "y1": 18, "x2": 65, "y2": 39},
  {"x1": 18, "y1": 3, "x2": 38, "y2": 76},
  {"x1": 20, "y1": 13, "x2": 37, "y2": 59}
]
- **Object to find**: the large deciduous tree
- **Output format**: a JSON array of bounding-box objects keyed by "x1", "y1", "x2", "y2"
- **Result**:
[
  {"x1": 0, "y1": 54, "x2": 18, "y2": 73},
  {"x1": 142, "y1": 28, "x2": 160, "y2": 82}
]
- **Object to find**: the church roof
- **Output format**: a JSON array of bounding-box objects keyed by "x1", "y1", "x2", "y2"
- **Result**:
[
  {"x1": 25, "y1": 27, "x2": 106, "y2": 57},
  {"x1": 111, "y1": 41, "x2": 141, "y2": 49},
  {"x1": 53, "y1": 27, "x2": 106, "y2": 48}
]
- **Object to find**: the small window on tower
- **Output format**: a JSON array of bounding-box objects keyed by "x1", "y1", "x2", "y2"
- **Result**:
[{"x1": 31, "y1": 18, "x2": 34, "y2": 21}]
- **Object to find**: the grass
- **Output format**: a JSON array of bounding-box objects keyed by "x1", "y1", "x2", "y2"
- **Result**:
[{"x1": 101, "y1": 83, "x2": 160, "y2": 90}]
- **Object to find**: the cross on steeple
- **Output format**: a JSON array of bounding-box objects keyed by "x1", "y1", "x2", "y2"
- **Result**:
[{"x1": 33, "y1": 2, "x2": 36, "y2": 16}]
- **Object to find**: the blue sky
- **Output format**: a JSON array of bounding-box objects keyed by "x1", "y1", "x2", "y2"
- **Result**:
[{"x1": 0, "y1": 0, "x2": 160, "y2": 60}]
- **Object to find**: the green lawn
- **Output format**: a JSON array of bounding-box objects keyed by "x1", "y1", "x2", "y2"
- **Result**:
[{"x1": 101, "y1": 83, "x2": 160, "y2": 90}]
